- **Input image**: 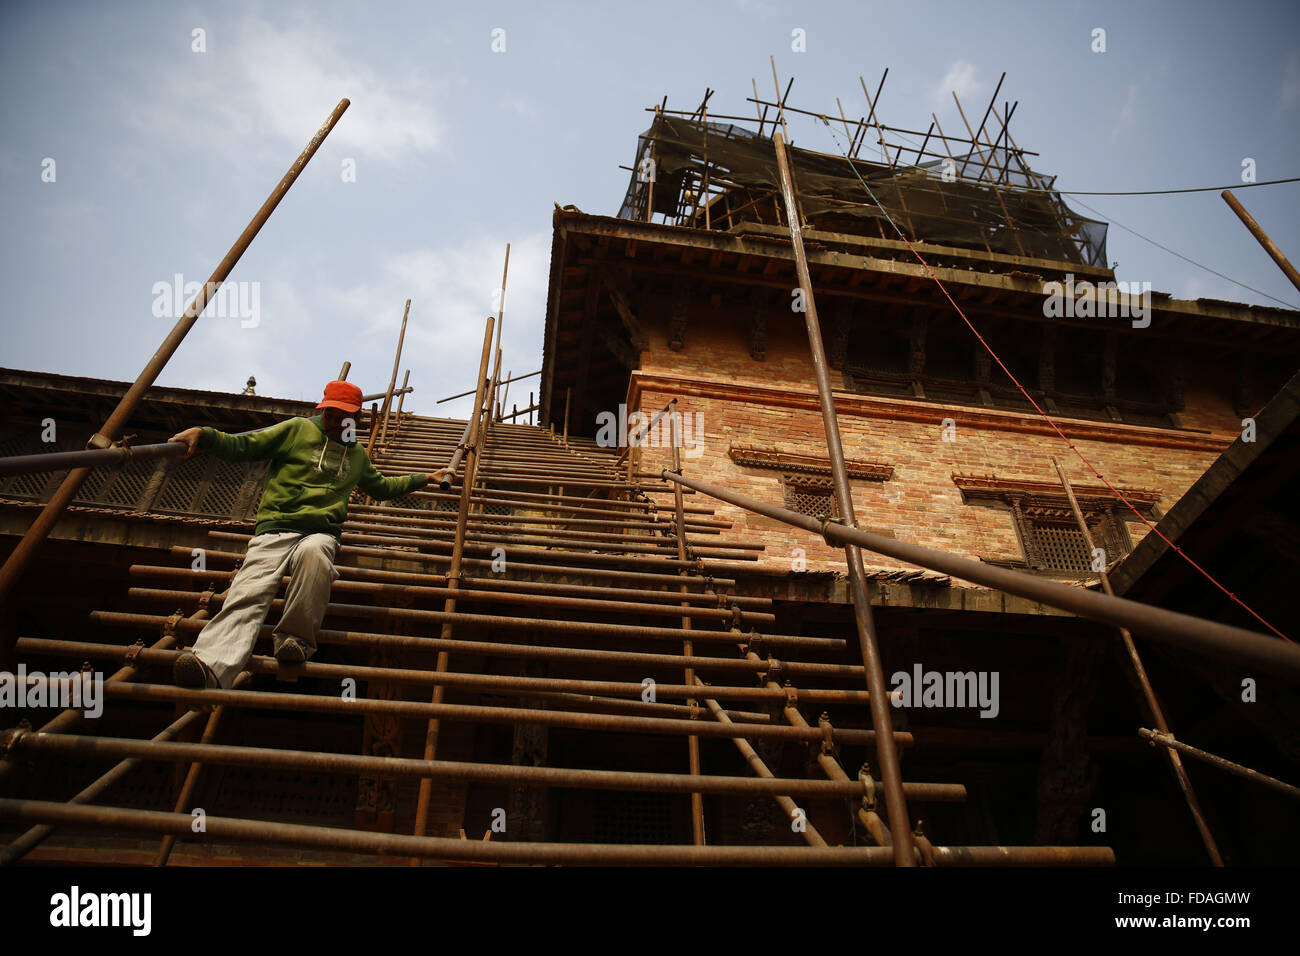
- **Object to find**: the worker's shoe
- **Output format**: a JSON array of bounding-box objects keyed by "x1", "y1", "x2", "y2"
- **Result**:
[
  {"x1": 274, "y1": 636, "x2": 310, "y2": 663},
  {"x1": 173, "y1": 652, "x2": 218, "y2": 689}
]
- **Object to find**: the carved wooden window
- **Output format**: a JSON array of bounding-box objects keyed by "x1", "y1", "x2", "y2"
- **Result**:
[
  {"x1": 1011, "y1": 502, "x2": 1135, "y2": 573},
  {"x1": 955, "y1": 474, "x2": 1154, "y2": 575},
  {"x1": 781, "y1": 474, "x2": 839, "y2": 519}
]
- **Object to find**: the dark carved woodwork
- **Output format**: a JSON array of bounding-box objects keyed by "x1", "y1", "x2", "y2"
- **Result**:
[
  {"x1": 595, "y1": 265, "x2": 649, "y2": 352},
  {"x1": 1034, "y1": 635, "x2": 1105, "y2": 844},
  {"x1": 749, "y1": 287, "x2": 768, "y2": 360},
  {"x1": 828, "y1": 301, "x2": 850, "y2": 370},
  {"x1": 1234, "y1": 350, "x2": 1255, "y2": 418},
  {"x1": 729, "y1": 444, "x2": 892, "y2": 480},
  {"x1": 1102, "y1": 333, "x2": 1117, "y2": 404},
  {"x1": 668, "y1": 278, "x2": 689, "y2": 351},
  {"x1": 1161, "y1": 342, "x2": 1186, "y2": 412},
  {"x1": 355, "y1": 593, "x2": 408, "y2": 831},
  {"x1": 507, "y1": 657, "x2": 551, "y2": 842},
  {"x1": 1039, "y1": 325, "x2": 1056, "y2": 393},
  {"x1": 908, "y1": 313, "x2": 928, "y2": 377}
]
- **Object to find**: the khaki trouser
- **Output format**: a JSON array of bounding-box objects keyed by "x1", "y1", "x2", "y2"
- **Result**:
[{"x1": 190, "y1": 531, "x2": 340, "y2": 688}]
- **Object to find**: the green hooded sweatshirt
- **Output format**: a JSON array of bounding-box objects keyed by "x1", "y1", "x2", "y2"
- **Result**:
[{"x1": 199, "y1": 415, "x2": 427, "y2": 540}]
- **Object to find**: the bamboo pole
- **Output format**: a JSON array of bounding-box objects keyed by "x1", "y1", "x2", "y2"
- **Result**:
[
  {"x1": 377, "y1": 299, "x2": 411, "y2": 447},
  {"x1": 771, "y1": 124, "x2": 915, "y2": 866},
  {"x1": 409, "y1": 315, "x2": 495, "y2": 859},
  {"x1": 1051, "y1": 456, "x2": 1223, "y2": 866},
  {"x1": 0, "y1": 99, "x2": 352, "y2": 661}
]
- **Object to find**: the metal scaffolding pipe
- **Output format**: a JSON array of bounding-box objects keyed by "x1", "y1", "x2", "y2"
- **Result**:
[
  {"x1": 0, "y1": 799, "x2": 1113, "y2": 865},
  {"x1": 1140, "y1": 729, "x2": 1300, "y2": 801},
  {"x1": 773, "y1": 128, "x2": 913, "y2": 865},
  {"x1": 1051, "y1": 457, "x2": 1223, "y2": 866},
  {"x1": 375, "y1": 299, "x2": 411, "y2": 449},
  {"x1": 122, "y1": 591, "x2": 842, "y2": 651},
  {"x1": 17, "y1": 638, "x2": 878, "y2": 709},
  {"x1": 660, "y1": 469, "x2": 1300, "y2": 681},
  {"x1": 412, "y1": 314, "x2": 496, "y2": 852},
  {"x1": 0, "y1": 732, "x2": 964, "y2": 801},
  {"x1": 1222, "y1": 189, "x2": 1300, "y2": 295},
  {"x1": 0, "y1": 706, "x2": 206, "y2": 866},
  {"x1": 87, "y1": 613, "x2": 867, "y2": 680},
  {"x1": 136, "y1": 562, "x2": 773, "y2": 613}
]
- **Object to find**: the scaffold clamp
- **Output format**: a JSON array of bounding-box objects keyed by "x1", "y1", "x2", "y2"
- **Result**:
[
  {"x1": 765, "y1": 655, "x2": 782, "y2": 681},
  {"x1": 859, "y1": 763, "x2": 877, "y2": 812},
  {"x1": 162, "y1": 611, "x2": 184, "y2": 638},
  {"x1": 818, "y1": 712, "x2": 836, "y2": 755},
  {"x1": 819, "y1": 516, "x2": 846, "y2": 548},
  {"x1": 0, "y1": 721, "x2": 32, "y2": 759}
]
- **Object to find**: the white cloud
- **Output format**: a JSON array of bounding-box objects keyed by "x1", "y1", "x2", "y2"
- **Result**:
[
  {"x1": 500, "y1": 96, "x2": 538, "y2": 120},
  {"x1": 937, "y1": 60, "x2": 983, "y2": 105},
  {"x1": 1113, "y1": 84, "x2": 1139, "y2": 140},
  {"x1": 733, "y1": 0, "x2": 780, "y2": 17},
  {"x1": 1281, "y1": 51, "x2": 1300, "y2": 109},
  {"x1": 118, "y1": 13, "x2": 443, "y2": 168},
  {"x1": 332, "y1": 231, "x2": 551, "y2": 416},
  {"x1": 236, "y1": 17, "x2": 441, "y2": 163}
]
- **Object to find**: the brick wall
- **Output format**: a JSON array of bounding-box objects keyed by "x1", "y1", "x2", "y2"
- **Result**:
[{"x1": 627, "y1": 305, "x2": 1237, "y2": 576}]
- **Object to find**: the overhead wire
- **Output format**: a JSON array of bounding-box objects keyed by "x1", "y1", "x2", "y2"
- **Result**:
[
  {"x1": 809, "y1": 115, "x2": 1290, "y2": 642},
  {"x1": 811, "y1": 119, "x2": 1289, "y2": 306}
]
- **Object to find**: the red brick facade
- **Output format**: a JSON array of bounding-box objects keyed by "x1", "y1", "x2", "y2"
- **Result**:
[{"x1": 626, "y1": 305, "x2": 1239, "y2": 577}]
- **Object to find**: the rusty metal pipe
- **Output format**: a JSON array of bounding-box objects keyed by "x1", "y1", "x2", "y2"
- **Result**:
[
  {"x1": 773, "y1": 129, "x2": 913, "y2": 865},
  {"x1": 661, "y1": 469, "x2": 1300, "y2": 679},
  {"x1": 2, "y1": 732, "x2": 960, "y2": 801},
  {"x1": 0, "y1": 799, "x2": 1113, "y2": 865},
  {"x1": 16, "y1": 638, "x2": 876, "y2": 709},
  {"x1": 155, "y1": 551, "x2": 763, "y2": 606},
  {"x1": 1052, "y1": 457, "x2": 1223, "y2": 866},
  {"x1": 412, "y1": 315, "x2": 495, "y2": 850},
  {"x1": 138, "y1": 561, "x2": 773, "y2": 611},
  {"x1": 0, "y1": 707, "x2": 206, "y2": 866},
  {"x1": 79, "y1": 618, "x2": 870, "y2": 681},
  {"x1": 122, "y1": 590, "x2": 842, "y2": 651},
  {"x1": 127, "y1": 579, "x2": 776, "y2": 626},
  {"x1": 24, "y1": 678, "x2": 897, "y2": 746},
  {"x1": 1140, "y1": 729, "x2": 1300, "y2": 801},
  {"x1": 376, "y1": 299, "x2": 411, "y2": 449},
  {"x1": 1222, "y1": 190, "x2": 1300, "y2": 295}
]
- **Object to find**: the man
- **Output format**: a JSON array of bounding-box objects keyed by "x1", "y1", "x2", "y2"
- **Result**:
[{"x1": 166, "y1": 379, "x2": 454, "y2": 689}]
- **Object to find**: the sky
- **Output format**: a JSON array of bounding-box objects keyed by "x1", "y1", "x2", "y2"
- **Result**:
[{"x1": 1, "y1": 0, "x2": 1297, "y2": 422}]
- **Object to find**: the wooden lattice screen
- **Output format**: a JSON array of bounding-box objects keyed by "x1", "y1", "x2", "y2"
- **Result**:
[
  {"x1": 0, "y1": 427, "x2": 266, "y2": 521},
  {"x1": 781, "y1": 473, "x2": 839, "y2": 519}
]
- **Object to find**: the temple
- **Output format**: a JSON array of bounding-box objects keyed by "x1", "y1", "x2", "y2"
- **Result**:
[{"x1": 2, "y1": 76, "x2": 1298, "y2": 866}]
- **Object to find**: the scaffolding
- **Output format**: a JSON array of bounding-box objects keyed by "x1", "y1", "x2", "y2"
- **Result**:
[
  {"x1": 620, "y1": 78, "x2": 1108, "y2": 268},
  {"x1": 2, "y1": 78, "x2": 1297, "y2": 868}
]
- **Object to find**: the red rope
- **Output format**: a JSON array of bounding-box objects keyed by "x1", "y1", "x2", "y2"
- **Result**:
[{"x1": 891, "y1": 237, "x2": 1290, "y2": 642}]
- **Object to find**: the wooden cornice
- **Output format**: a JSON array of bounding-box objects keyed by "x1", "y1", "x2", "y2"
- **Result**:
[
  {"x1": 728, "y1": 444, "x2": 893, "y2": 480},
  {"x1": 952, "y1": 473, "x2": 1163, "y2": 507},
  {"x1": 627, "y1": 371, "x2": 1236, "y2": 453}
]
